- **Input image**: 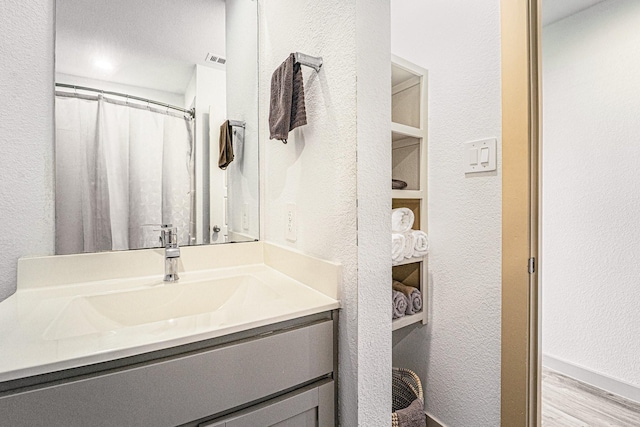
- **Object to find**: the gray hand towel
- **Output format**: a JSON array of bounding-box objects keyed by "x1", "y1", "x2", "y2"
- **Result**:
[
  {"x1": 269, "y1": 53, "x2": 307, "y2": 143},
  {"x1": 410, "y1": 290, "x2": 422, "y2": 314},
  {"x1": 395, "y1": 398, "x2": 426, "y2": 427},
  {"x1": 218, "y1": 120, "x2": 234, "y2": 169},
  {"x1": 393, "y1": 281, "x2": 422, "y2": 315},
  {"x1": 393, "y1": 290, "x2": 408, "y2": 319}
]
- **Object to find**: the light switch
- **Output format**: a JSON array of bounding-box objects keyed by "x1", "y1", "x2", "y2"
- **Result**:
[
  {"x1": 464, "y1": 138, "x2": 497, "y2": 173},
  {"x1": 480, "y1": 147, "x2": 490, "y2": 164},
  {"x1": 469, "y1": 148, "x2": 478, "y2": 165}
]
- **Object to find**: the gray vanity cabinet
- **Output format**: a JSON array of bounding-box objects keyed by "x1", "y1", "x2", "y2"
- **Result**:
[
  {"x1": 0, "y1": 313, "x2": 336, "y2": 427},
  {"x1": 202, "y1": 380, "x2": 334, "y2": 427}
]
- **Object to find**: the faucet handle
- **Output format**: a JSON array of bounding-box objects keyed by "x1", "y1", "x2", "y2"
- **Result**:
[{"x1": 141, "y1": 224, "x2": 178, "y2": 247}]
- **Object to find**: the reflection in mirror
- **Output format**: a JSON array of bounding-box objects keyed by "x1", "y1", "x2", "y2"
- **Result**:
[{"x1": 54, "y1": 0, "x2": 259, "y2": 255}]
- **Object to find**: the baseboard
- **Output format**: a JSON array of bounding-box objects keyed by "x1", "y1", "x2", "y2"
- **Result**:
[
  {"x1": 543, "y1": 354, "x2": 640, "y2": 404},
  {"x1": 426, "y1": 411, "x2": 447, "y2": 427}
]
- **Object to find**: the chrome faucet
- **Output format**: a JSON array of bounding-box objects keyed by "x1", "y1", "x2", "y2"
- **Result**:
[{"x1": 160, "y1": 224, "x2": 180, "y2": 282}]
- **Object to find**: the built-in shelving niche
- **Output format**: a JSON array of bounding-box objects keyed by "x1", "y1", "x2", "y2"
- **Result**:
[{"x1": 391, "y1": 55, "x2": 428, "y2": 331}]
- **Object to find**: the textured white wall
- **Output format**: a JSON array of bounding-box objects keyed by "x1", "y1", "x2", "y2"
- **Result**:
[
  {"x1": 390, "y1": 1, "x2": 503, "y2": 426},
  {"x1": 192, "y1": 65, "x2": 226, "y2": 244},
  {"x1": 259, "y1": 0, "x2": 390, "y2": 424},
  {"x1": 0, "y1": 0, "x2": 55, "y2": 302},
  {"x1": 195, "y1": 65, "x2": 227, "y2": 244},
  {"x1": 355, "y1": 0, "x2": 392, "y2": 424},
  {"x1": 542, "y1": 0, "x2": 640, "y2": 389},
  {"x1": 226, "y1": 0, "x2": 260, "y2": 241}
]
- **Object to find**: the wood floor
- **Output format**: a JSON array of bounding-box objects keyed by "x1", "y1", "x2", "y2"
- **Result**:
[{"x1": 542, "y1": 368, "x2": 640, "y2": 426}]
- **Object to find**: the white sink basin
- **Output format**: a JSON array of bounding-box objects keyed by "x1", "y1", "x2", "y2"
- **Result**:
[{"x1": 44, "y1": 275, "x2": 281, "y2": 340}]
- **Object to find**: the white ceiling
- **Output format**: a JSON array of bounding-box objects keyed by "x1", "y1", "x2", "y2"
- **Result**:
[
  {"x1": 542, "y1": 0, "x2": 609, "y2": 26},
  {"x1": 56, "y1": 0, "x2": 226, "y2": 95},
  {"x1": 56, "y1": 0, "x2": 607, "y2": 93}
]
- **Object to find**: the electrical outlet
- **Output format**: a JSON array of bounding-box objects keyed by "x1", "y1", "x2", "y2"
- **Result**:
[
  {"x1": 285, "y1": 203, "x2": 297, "y2": 241},
  {"x1": 242, "y1": 203, "x2": 249, "y2": 230}
]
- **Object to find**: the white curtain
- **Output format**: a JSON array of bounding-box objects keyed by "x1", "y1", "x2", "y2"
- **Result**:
[{"x1": 55, "y1": 95, "x2": 194, "y2": 254}]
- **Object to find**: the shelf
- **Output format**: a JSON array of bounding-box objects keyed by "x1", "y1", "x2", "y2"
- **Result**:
[
  {"x1": 391, "y1": 122, "x2": 423, "y2": 139},
  {"x1": 392, "y1": 75, "x2": 421, "y2": 95},
  {"x1": 392, "y1": 312, "x2": 424, "y2": 331},
  {"x1": 392, "y1": 136, "x2": 420, "y2": 149},
  {"x1": 392, "y1": 65, "x2": 420, "y2": 89},
  {"x1": 393, "y1": 255, "x2": 426, "y2": 267},
  {"x1": 392, "y1": 189, "x2": 423, "y2": 199}
]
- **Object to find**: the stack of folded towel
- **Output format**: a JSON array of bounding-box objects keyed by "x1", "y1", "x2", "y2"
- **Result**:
[
  {"x1": 391, "y1": 208, "x2": 429, "y2": 265},
  {"x1": 392, "y1": 280, "x2": 423, "y2": 319}
]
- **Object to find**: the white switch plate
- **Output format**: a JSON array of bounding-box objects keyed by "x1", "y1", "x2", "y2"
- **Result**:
[
  {"x1": 285, "y1": 203, "x2": 297, "y2": 241},
  {"x1": 464, "y1": 138, "x2": 497, "y2": 173}
]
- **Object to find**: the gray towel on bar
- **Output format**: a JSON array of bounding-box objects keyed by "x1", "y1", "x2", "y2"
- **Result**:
[
  {"x1": 218, "y1": 120, "x2": 234, "y2": 169},
  {"x1": 393, "y1": 290, "x2": 408, "y2": 319},
  {"x1": 395, "y1": 398, "x2": 426, "y2": 427},
  {"x1": 393, "y1": 281, "x2": 422, "y2": 315},
  {"x1": 269, "y1": 53, "x2": 307, "y2": 143}
]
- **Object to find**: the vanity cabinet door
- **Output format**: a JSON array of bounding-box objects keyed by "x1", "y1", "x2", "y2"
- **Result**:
[{"x1": 223, "y1": 381, "x2": 334, "y2": 427}]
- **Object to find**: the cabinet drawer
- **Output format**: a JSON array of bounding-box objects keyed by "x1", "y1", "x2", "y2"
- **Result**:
[
  {"x1": 201, "y1": 380, "x2": 334, "y2": 427},
  {"x1": 0, "y1": 320, "x2": 334, "y2": 427}
]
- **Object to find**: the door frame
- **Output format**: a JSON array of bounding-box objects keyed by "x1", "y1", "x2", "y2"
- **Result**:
[{"x1": 501, "y1": 0, "x2": 541, "y2": 425}]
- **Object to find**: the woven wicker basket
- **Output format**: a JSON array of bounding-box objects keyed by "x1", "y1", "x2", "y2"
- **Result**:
[{"x1": 392, "y1": 367, "x2": 424, "y2": 427}]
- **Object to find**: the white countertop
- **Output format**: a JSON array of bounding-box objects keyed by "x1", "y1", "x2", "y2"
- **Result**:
[{"x1": 0, "y1": 243, "x2": 341, "y2": 383}]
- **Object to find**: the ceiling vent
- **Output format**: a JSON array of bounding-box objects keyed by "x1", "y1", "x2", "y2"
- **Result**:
[{"x1": 205, "y1": 53, "x2": 226, "y2": 65}]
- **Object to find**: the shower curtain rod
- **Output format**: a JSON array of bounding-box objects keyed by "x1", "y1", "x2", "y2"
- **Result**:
[{"x1": 55, "y1": 83, "x2": 195, "y2": 118}]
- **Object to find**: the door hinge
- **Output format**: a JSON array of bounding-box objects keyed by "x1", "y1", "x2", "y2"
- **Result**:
[{"x1": 528, "y1": 257, "x2": 536, "y2": 274}]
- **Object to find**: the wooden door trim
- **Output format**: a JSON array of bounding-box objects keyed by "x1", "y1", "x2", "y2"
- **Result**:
[{"x1": 501, "y1": 0, "x2": 540, "y2": 425}]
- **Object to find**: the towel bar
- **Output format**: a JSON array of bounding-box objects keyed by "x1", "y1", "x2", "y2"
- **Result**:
[
  {"x1": 294, "y1": 52, "x2": 323, "y2": 72},
  {"x1": 228, "y1": 120, "x2": 246, "y2": 128}
]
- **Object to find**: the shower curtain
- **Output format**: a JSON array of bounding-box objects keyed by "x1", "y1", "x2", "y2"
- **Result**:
[{"x1": 55, "y1": 95, "x2": 194, "y2": 254}]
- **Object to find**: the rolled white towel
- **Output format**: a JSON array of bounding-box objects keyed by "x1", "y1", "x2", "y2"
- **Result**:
[
  {"x1": 392, "y1": 233, "x2": 406, "y2": 264},
  {"x1": 403, "y1": 231, "x2": 415, "y2": 259},
  {"x1": 412, "y1": 230, "x2": 429, "y2": 257},
  {"x1": 392, "y1": 208, "x2": 414, "y2": 233}
]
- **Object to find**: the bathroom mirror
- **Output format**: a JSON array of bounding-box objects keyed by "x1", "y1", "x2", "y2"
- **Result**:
[{"x1": 54, "y1": 0, "x2": 259, "y2": 255}]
